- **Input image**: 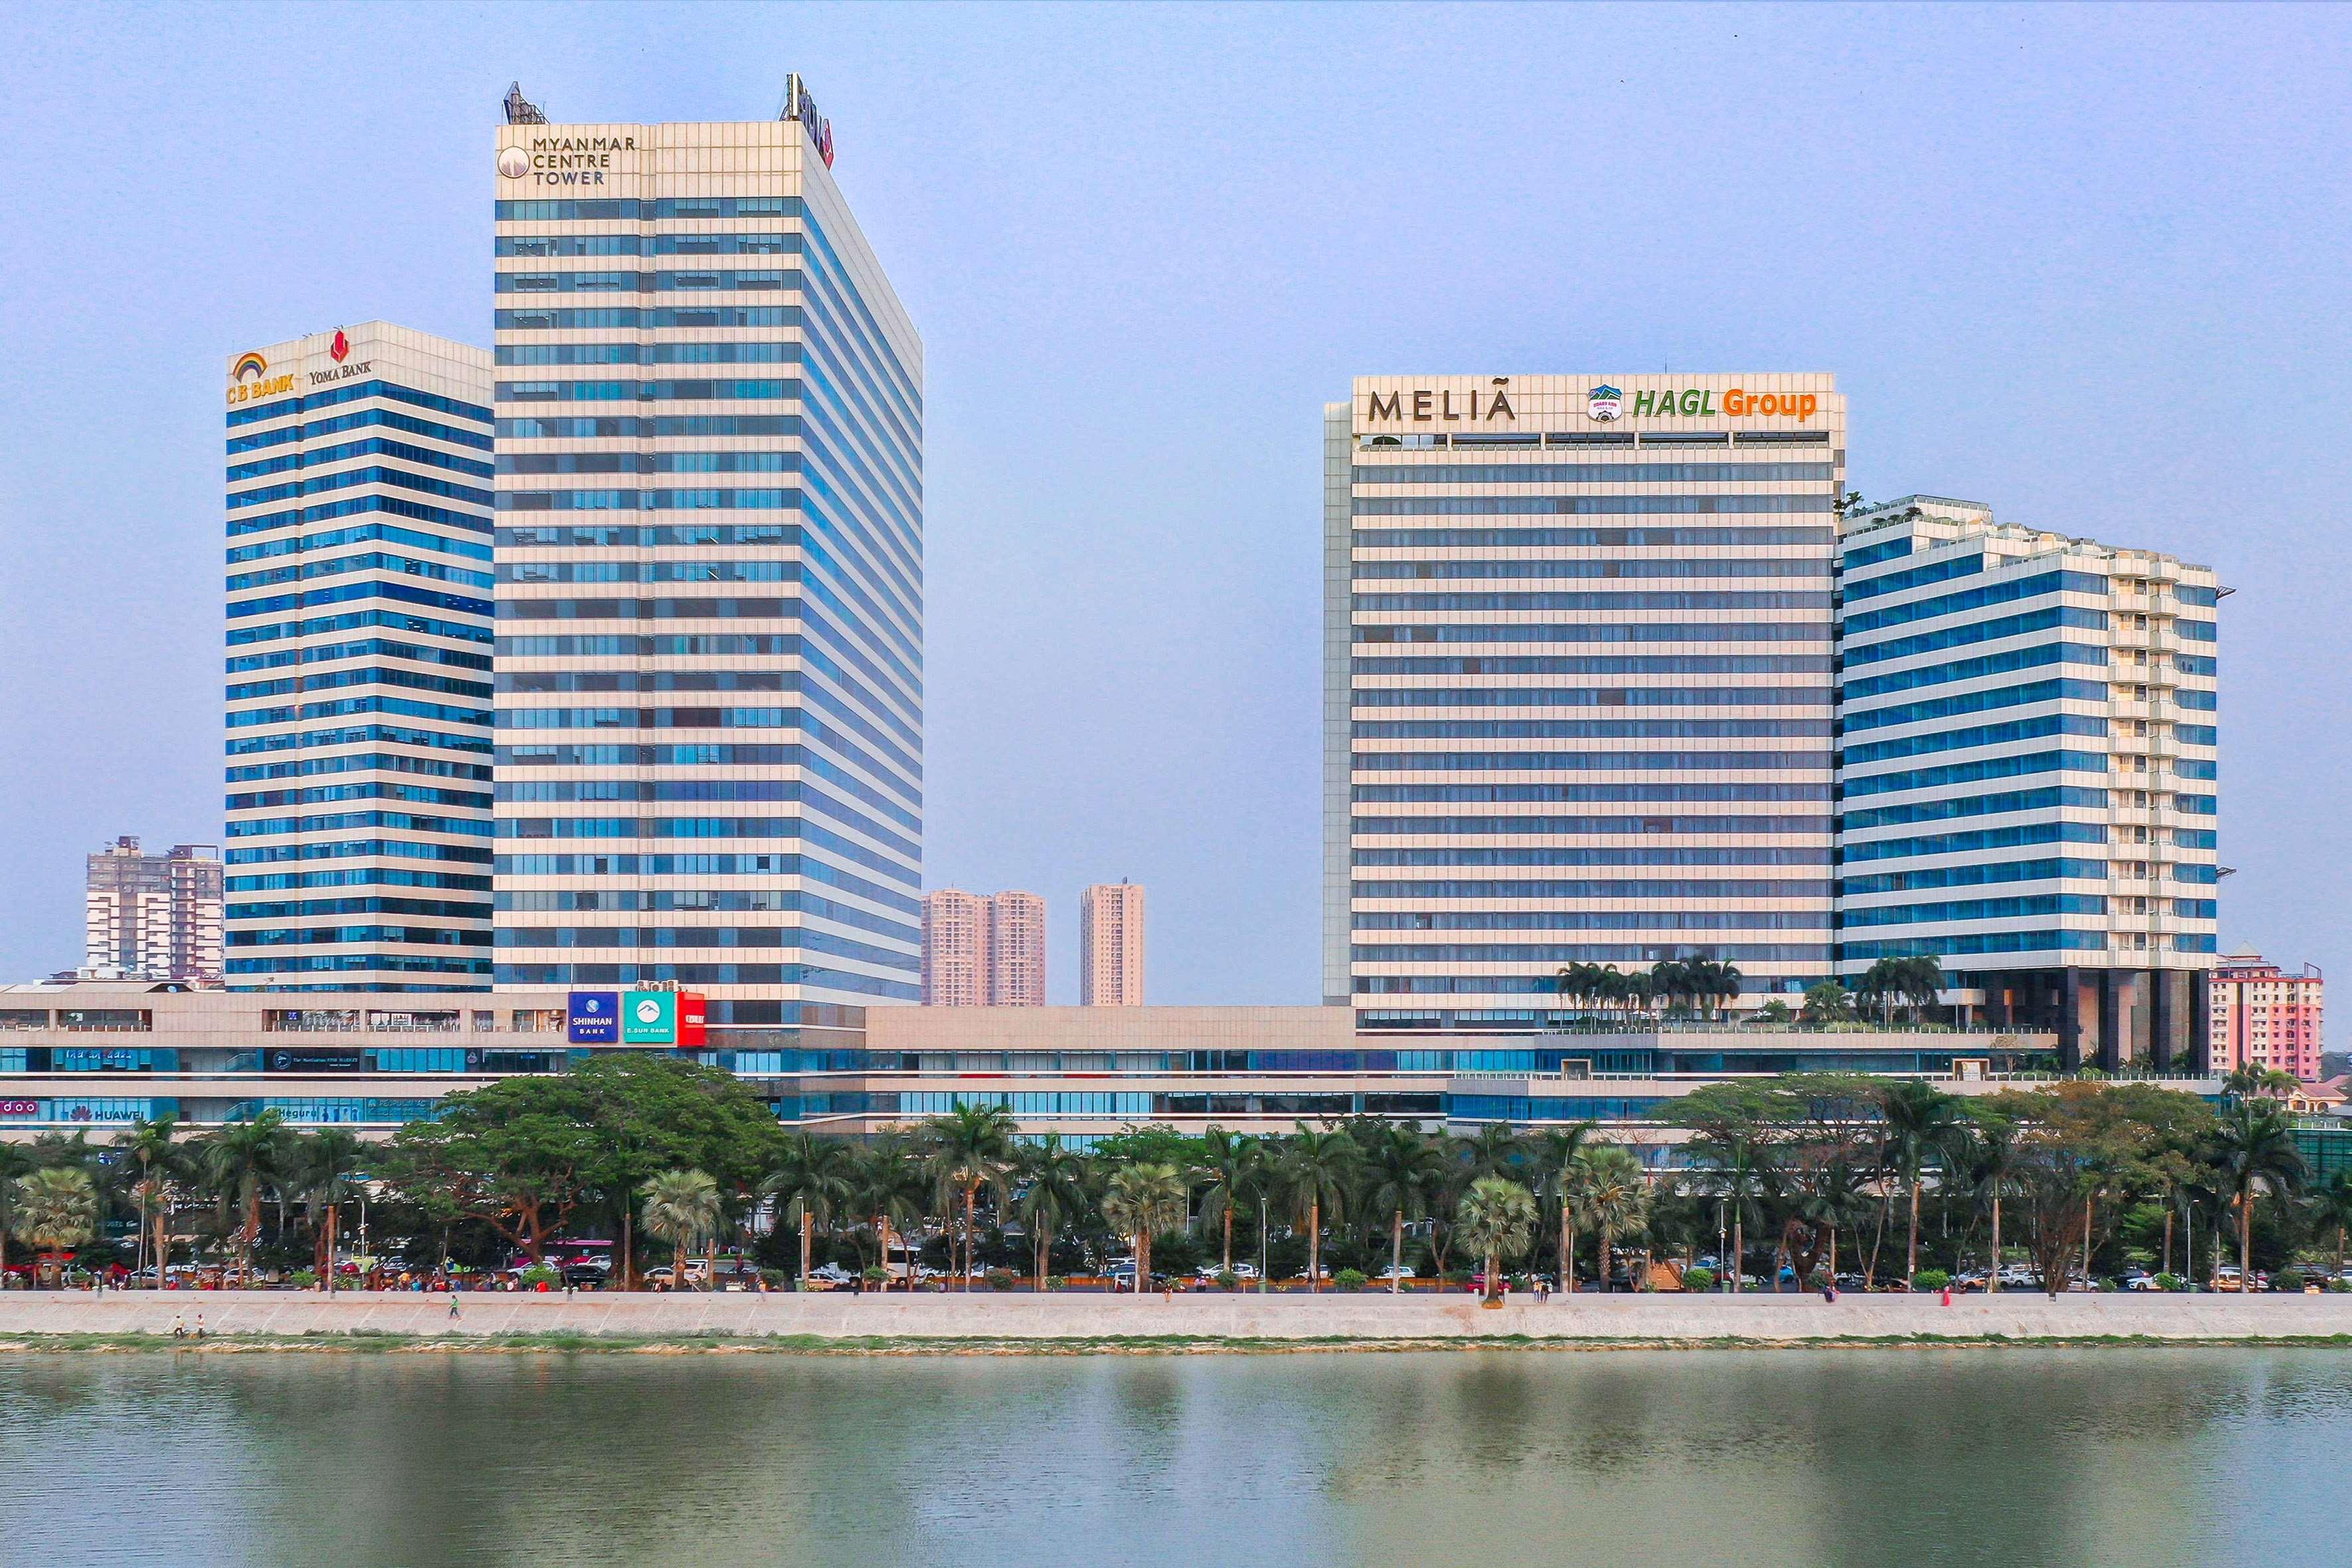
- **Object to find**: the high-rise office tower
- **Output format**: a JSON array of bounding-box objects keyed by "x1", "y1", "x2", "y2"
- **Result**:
[
  {"x1": 1326, "y1": 375, "x2": 1843, "y2": 1028},
  {"x1": 987, "y1": 890, "x2": 1046, "y2": 1006},
  {"x1": 921, "y1": 889, "x2": 989, "y2": 1006},
  {"x1": 1080, "y1": 882, "x2": 1145, "y2": 1006},
  {"x1": 84, "y1": 837, "x2": 224, "y2": 985},
  {"x1": 1835, "y1": 496, "x2": 2220, "y2": 1067},
  {"x1": 224, "y1": 324, "x2": 497, "y2": 992},
  {"x1": 491, "y1": 80, "x2": 925, "y2": 1025}
]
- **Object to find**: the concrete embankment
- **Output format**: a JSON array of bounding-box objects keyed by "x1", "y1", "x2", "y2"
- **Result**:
[{"x1": 4, "y1": 1290, "x2": 2352, "y2": 1348}]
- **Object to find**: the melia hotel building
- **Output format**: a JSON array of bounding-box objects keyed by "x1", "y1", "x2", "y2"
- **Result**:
[
  {"x1": 1324, "y1": 375, "x2": 1844, "y2": 1029},
  {"x1": 490, "y1": 82, "x2": 925, "y2": 1032}
]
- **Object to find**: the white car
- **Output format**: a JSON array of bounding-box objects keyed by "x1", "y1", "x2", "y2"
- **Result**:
[{"x1": 1377, "y1": 1264, "x2": 1419, "y2": 1281}]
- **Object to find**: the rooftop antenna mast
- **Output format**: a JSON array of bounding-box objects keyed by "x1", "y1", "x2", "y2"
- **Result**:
[{"x1": 504, "y1": 82, "x2": 547, "y2": 125}]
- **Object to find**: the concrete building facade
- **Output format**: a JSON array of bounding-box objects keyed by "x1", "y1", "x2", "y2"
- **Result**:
[
  {"x1": 489, "y1": 83, "x2": 925, "y2": 1024},
  {"x1": 2209, "y1": 947, "x2": 2323, "y2": 1081},
  {"x1": 1834, "y1": 497, "x2": 2221, "y2": 1069},
  {"x1": 224, "y1": 323, "x2": 497, "y2": 992},
  {"x1": 84, "y1": 838, "x2": 223, "y2": 986},
  {"x1": 1080, "y1": 882, "x2": 1144, "y2": 1006},
  {"x1": 1326, "y1": 374, "x2": 1844, "y2": 1030}
]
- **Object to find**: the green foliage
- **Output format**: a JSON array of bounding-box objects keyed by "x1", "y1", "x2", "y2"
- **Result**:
[
  {"x1": 1915, "y1": 1269, "x2": 1951, "y2": 1291},
  {"x1": 1334, "y1": 1268, "x2": 1368, "y2": 1290},
  {"x1": 1682, "y1": 1266, "x2": 1717, "y2": 1293}
]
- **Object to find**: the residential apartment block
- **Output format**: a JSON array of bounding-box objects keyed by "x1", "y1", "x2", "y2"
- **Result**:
[
  {"x1": 2209, "y1": 947, "x2": 2323, "y2": 1081},
  {"x1": 1080, "y1": 882, "x2": 1144, "y2": 1005},
  {"x1": 84, "y1": 838, "x2": 223, "y2": 986},
  {"x1": 921, "y1": 889, "x2": 1046, "y2": 1006}
]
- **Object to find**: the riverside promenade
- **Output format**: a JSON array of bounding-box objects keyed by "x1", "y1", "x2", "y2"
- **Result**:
[{"x1": 5, "y1": 1290, "x2": 2352, "y2": 1345}]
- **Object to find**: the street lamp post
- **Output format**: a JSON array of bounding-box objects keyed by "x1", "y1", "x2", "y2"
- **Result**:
[{"x1": 1717, "y1": 1200, "x2": 1729, "y2": 1293}]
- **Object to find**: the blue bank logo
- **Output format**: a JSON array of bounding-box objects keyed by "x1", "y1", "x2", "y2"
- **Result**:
[{"x1": 568, "y1": 990, "x2": 619, "y2": 1043}]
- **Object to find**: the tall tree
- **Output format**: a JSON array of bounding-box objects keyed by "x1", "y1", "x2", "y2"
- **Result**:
[
  {"x1": 1361, "y1": 1124, "x2": 1449, "y2": 1292},
  {"x1": 639, "y1": 1168, "x2": 722, "y2": 1289},
  {"x1": 762, "y1": 1133, "x2": 856, "y2": 1289},
  {"x1": 11, "y1": 1166, "x2": 100, "y2": 1285},
  {"x1": 1192, "y1": 1127, "x2": 1263, "y2": 1280},
  {"x1": 1878, "y1": 1081, "x2": 1971, "y2": 1289},
  {"x1": 2207, "y1": 1099, "x2": 2305, "y2": 1289},
  {"x1": 1527, "y1": 1123, "x2": 1596, "y2": 1292},
  {"x1": 1275, "y1": 1126, "x2": 1361, "y2": 1292},
  {"x1": 1100, "y1": 1162, "x2": 1188, "y2": 1289},
  {"x1": 1455, "y1": 1177, "x2": 1536, "y2": 1302},
  {"x1": 1013, "y1": 1135, "x2": 1091, "y2": 1291},
  {"x1": 292, "y1": 1129, "x2": 367, "y2": 1292},
  {"x1": 924, "y1": 1103, "x2": 1018, "y2": 1291},
  {"x1": 198, "y1": 1109, "x2": 287, "y2": 1283},
  {"x1": 1566, "y1": 1146, "x2": 1648, "y2": 1292}
]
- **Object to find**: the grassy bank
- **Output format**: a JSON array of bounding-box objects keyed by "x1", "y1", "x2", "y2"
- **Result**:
[{"x1": 6, "y1": 1329, "x2": 2352, "y2": 1356}]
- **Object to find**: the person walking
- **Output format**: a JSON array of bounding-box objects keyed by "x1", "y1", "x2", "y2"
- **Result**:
[
  {"x1": 170, "y1": 1313, "x2": 186, "y2": 1340},
  {"x1": 447, "y1": 1291, "x2": 461, "y2": 1320},
  {"x1": 193, "y1": 1313, "x2": 204, "y2": 1339}
]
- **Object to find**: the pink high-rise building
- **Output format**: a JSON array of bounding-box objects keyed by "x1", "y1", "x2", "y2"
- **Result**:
[
  {"x1": 923, "y1": 889, "x2": 1047, "y2": 1006},
  {"x1": 1081, "y1": 882, "x2": 1145, "y2": 1006},
  {"x1": 2209, "y1": 948, "x2": 2325, "y2": 1081},
  {"x1": 921, "y1": 890, "x2": 990, "y2": 1007},
  {"x1": 988, "y1": 892, "x2": 1047, "y2": 1006}
]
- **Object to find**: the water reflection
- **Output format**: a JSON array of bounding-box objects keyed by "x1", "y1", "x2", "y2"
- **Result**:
[{"x1": 0, "y1": 1350, "x2": 2339, "y2": 1566}]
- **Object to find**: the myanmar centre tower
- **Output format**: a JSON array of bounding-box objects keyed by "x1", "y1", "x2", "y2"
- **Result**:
[
  {"x1": 1324, "y1": 375, "x2": 1843, "y2": 1028},
  {"x1": 492, "y1": 83, "x2": 925, "y2": 1026}
]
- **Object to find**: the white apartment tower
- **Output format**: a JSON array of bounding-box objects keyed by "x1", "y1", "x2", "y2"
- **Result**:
[
  {"x1": 491, "y1": 81, "x2": 924, "y2": 1029},
  {"x1": 987, "y1": 890, "x2": 1047, "y2": 1006},
  {"x1": 1080, "y1": 882, "x2": 1145, "y2": 1006},
  {"x1": 224, "y1": 324, "x2": 497, "y2": 990},
  {"x1": 84, "y1": 837, "x2": 224, "y2": 985},
  {"x1": 921, "y1": 889, "x2": 1045, "y2": 1006},
  {"x1": 1326, "y1": 376, "x2": 1843, "y2": 1028}
]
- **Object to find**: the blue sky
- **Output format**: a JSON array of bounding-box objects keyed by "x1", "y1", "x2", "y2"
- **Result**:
[{"x1": 1, "y1": 3, "x2": 2345, "y2": 1006}]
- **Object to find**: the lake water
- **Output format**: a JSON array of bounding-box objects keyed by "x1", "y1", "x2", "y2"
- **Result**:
[{"x1": 0, "y1": 1348, "x2": 2339, "y2": 1565}]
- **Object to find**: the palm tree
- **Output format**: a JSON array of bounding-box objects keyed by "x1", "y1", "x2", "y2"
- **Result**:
[
  {"x1": 2207, "y1": 1100, "x2": 2306, "y2": 1289},
  {"x1": 118, "y1": 1114, "x2": 183, "y2": 1287},
  {"x1": 11, "y1": 1166, "x2": 100, "y2": 1286},
  {"x1": 1100, "y1": 1162, "x2": 1188, "y2": 1289},
  {"x1": 1275, "y1": 1126, "x2": 1360, "y2": 1292},
  {"x1": 924, "y1": 1103, "x2": 1018, "y2": 1291},
  {"x1": 2306, "y1": 1172, "x2": 2352, "y2": 1285},
  {"x1": 1679, "y1": 957, "x2": 1744, "y2": 1021},
  {"x1": 1879, "y1": 1080, "x2": 1970, "y2": 1289},
  {"x1": 1966, "y1": 1115, "x2": 2025, "y2": 1291},
  {"x1": 639, "y1": 1168, "x2": 722, "y2": 1289},
  {"x1": 0, "y1": 1141, "x2": 42, "y2": 1287},
  {"x1": 1567, "y1": 1145, "x2": 1648, "y2": 1292},
  {"x1": 1192, "y1": 1127, "x2": 1263, "y2": 1280},
  {"x1": 199, "y1": 1109, "x2": 285, "y2": 1283},
  {"x1": 1790, "y1": 1152, "x2": 1871, "y2": 1289},
  {"x1": 1648, "y1": 959, "x2": 1693, "y2": 1018},
  {"x1": 1455, "y1": 1177, "x2": 1536, "y2": 1302},
  {"x1": 852, "y1": 1132, "x2": 928, "y2": 1290},
  {"x1": 2223, "y1": 1065, "x2": 2299, "y2": 1103},
  {"x1": 1012, "y1": 1135, "x2": 1091, "y2": 1291},
  {"x1": 1361, "y1": 1124, "x2": 1448, "y2": 1292},
  {"x1": 1800, "y1": 980, "x2": 1855, "y2": 1027},
  {"x1": 1686, "y1": 1124, "x2": 1775, "y2": 1291},
  {"x1": 292, "y1": 1129, "x2": 366, "y2": 1292},
  {"x1": 1527, "y1": 1123, "x2": 1595, "y2": 1292},
  {"x1": 1460, "y1": 1123, "x2": 1524, "y2": 1185},
  {"x1": 763, "y1": 1133, "x2": 857, "y2": 1289}
]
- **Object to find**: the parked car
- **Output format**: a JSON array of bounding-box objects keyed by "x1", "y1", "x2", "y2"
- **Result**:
[
  {"x1": 2123, "y1": 1271, "x2": 2163, "y2": 1291},
  {"x1": 2211, "y1": 1267, "x2": 2270, "y2": 1293},
  {"x1": 1377, "y1": 1264, "x2": 1419, "y2": 1281}
]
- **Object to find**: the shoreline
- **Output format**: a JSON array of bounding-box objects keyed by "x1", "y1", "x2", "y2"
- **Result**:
[
  {"x1": 5, "y1": 1291, "x2": 2352, "y2": 1354},
  {"x1": 7, "y1": 1330, "x2": 2352, "y2": 1356}
]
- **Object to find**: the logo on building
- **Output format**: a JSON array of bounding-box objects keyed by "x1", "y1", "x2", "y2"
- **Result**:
[
  {"x1": 227, "y1": 351, "x2": 295, "y2": 406},
  {"x1": 567, "y1": 990, "x2": 619, "y2": 1044},
  {"x1": 621, "y1": 988, "x2": 678, "y2": 1045},
  {"x1": 1363, "y1": 386, "x2": 1516, "y2": 424},
  {"x1": 782, "y1": 72, "x2": 835, "y2": 169},
  {"x1": 497, "y1": 145, "x2": 530, "y2": 180},
  {"x1": 232, "y1": 353, "x2": 269, "y2": 382},
  {"x1": 331, "y1": 329, "x2": 349, "y2": 363},
  {"x1": 1587, "y1": 384, "x2": 1623, "y2": 422}
]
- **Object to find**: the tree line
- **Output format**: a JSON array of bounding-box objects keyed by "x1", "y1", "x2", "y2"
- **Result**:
[{"x1": 2, "y1": 1057, "x2": 2338, "y2": 1298}]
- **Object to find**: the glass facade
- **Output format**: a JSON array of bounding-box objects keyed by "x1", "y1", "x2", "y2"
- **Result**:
[
  {"x1": 222, "y1": 326, "x2": 497, "y2": 991},
  {"x1": 491, "y1": 115, "x2": 923, "y2": 1020}
]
